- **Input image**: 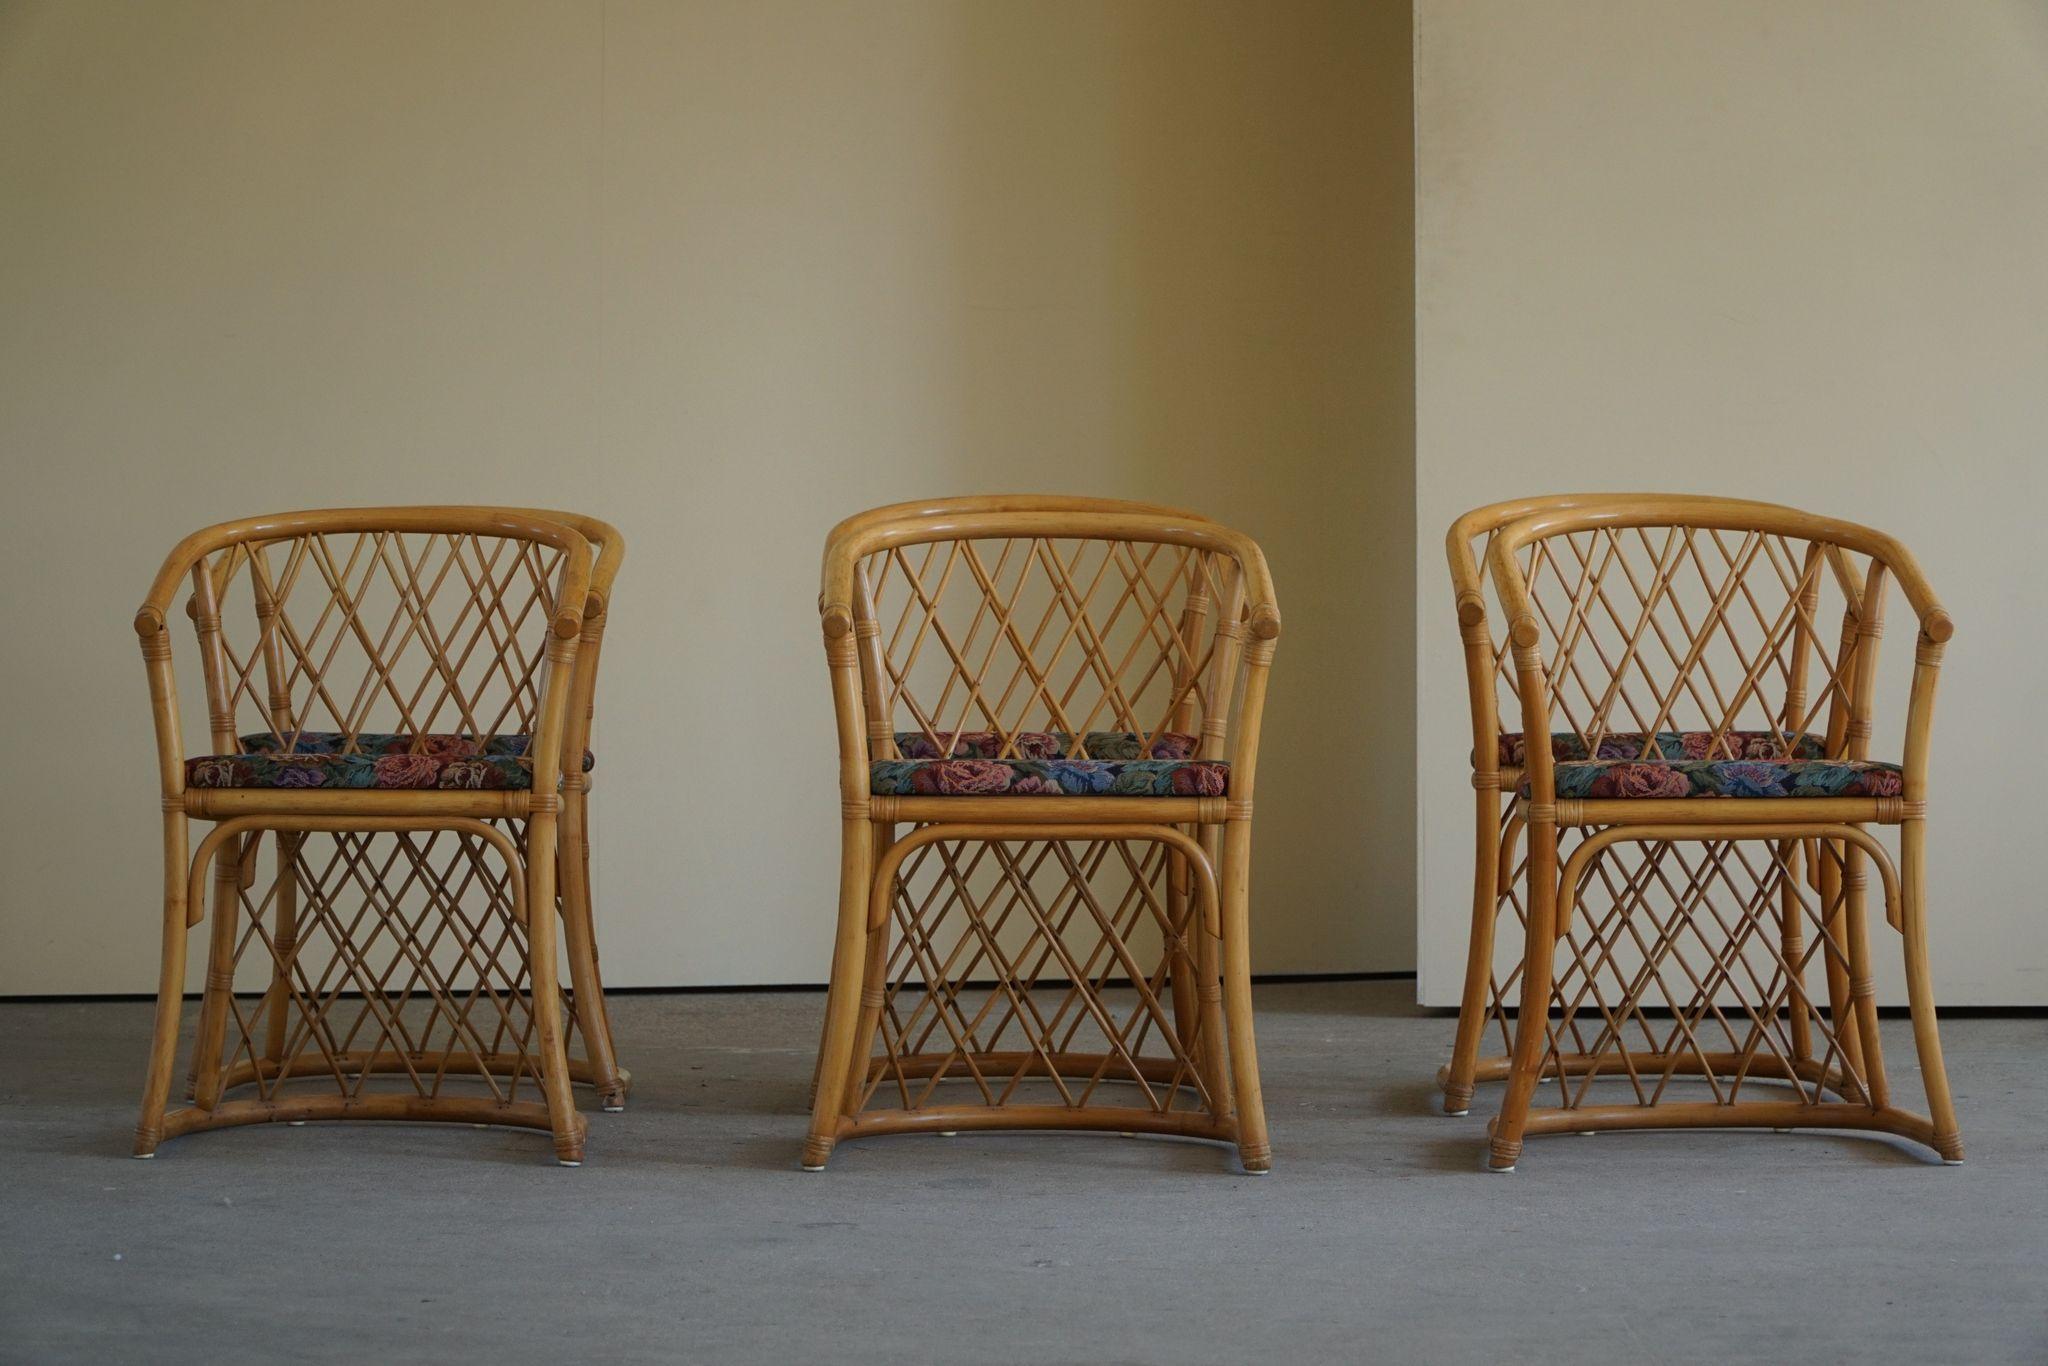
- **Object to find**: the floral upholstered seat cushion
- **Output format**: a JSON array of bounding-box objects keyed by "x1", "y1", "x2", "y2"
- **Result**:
[
  {"x1": 891, "y1": 730, "x2": 1200, "y2": 760},
  {"x1": 184, "y1": 732, "x2": 594, "y2": 792},
  {"x1": 871, "y1": 757, "x2": 1228, "y2": 797},
  {"x1": 1519, "y1": 758, "x2": 1903, "y2": 800},
  {"x1": 872, "y1": 729, "x2": 1223, "y2": 797},
  {"x1": 1494, "y1": 730, "x2": 1828, "y2": 767}
]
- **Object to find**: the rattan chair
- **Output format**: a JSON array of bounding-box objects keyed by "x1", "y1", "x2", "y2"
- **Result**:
[
  {"x1": 804, "y1": 496, "x2": 1281, "y2": 1172},
  {"x1": 1458, "y1": 494, "x2": 1961, "y2": 1171},
  {"x1": 133, "y1": 508, "x2": 597, "y2": 1163}
]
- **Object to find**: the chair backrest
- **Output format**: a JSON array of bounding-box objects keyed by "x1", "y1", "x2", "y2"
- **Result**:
[
  {"x1": 1476, "y1": 495, "x2": 1952, "y2": 797},
  {"x1": 819, "y1": 495, "x2": 1280, "y2": 791},
  {"x1": 489, "y1": 508, "x2": 625, "y2": 771},
  {"x1": 135, "y1": 508, "x2": 593, "y2": 793},
  {"x1": 1449, "y1": 494, "x2": 1730, "y2": 776}
]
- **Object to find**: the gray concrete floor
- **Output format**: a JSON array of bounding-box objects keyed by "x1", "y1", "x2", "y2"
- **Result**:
[{"x1": 2, "y1": 981, "x2": 2043, "y2": 1364}]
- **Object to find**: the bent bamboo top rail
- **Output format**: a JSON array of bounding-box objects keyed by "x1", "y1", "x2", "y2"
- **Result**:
[
  {"x1": 139, "y1": 506, "x2": 594, "y2": 641},
  {"x1": 1447, "y1": 493, "x2": 1749, "y2": 624},
  {"x1": 827, "y1": 493, "x2": 1214, "y2": 548},
  {"x1": 820, "y1": 503, "x2": 1279, "y2": 642},
  {"x1": 1484, "y1": 497, "x2": 1951, "y2": 645}
]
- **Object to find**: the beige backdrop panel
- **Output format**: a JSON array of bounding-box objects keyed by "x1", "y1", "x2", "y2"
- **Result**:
[
  {"x1": 0, "y1": 1, "x2": 1414, "y2": 993},
  {"x1": 1414, "y1": 0, "x2": 2048, "y2": 1004}
]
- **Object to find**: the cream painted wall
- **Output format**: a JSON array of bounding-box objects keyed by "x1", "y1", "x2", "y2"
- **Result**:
[
  {"x1": 0, "y1": 1, "x2": 1414, "y2": 994},
  {"x1": 1415, "y1": 1, "x2": 2048, "y2": 1004}
]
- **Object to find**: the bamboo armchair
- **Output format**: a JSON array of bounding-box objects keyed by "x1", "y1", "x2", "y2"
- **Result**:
[
  {"x1": 1465, "y1": 494, "x2": 1960, "y2": 1171},
  {"x1": 805, "y1": 496, "x2": 1281, "y2": 1173},
  {"x1": 133, "y1": 508, "x2": 596, "y2": 1163}
]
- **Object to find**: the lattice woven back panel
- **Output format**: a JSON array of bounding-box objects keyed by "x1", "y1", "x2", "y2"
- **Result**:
[
  {"x1": 857, "y1": 835, "x2": 1218, "y2": 1119},
  {"x1": 187, "y1": 531, "x2": 571, "y2": 751},
  {"x1": 855, "y1": 537, "x2": 1250, "y2": 758},
  {"x1": 203, "y1": 827, "x2": 580, "y2": 1104},
  {"x1": 1479, "y1": 525, "x2": 1879, "y2": 759}
]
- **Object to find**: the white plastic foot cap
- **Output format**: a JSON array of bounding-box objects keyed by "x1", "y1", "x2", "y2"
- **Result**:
[
  {"x1": 800, "y1": 1164, "x2": 826, "y2": 1172},
  {"x1": 557, "y1": 1159, "x2": 582, "y2": 1168},
  {"x1": 288, "y1": 1120, "x2": 307, "y2": 1127},
  {"x1": 1943, "y1": 1159, "x2": 1965, "y2": 1166},
  {"x1": 939, "y1": 1130, "x2": 959, "y2": 1137},
  {"x1": 603, "y1": 1104, "x2": 626, "y2": 1114},
  {"x1": 1446, "y1": 1109, "x2": 1470, "y2": 1117},
  {"x1": 133, "y1": 1152, "x2": 156, "y2": 1160}
]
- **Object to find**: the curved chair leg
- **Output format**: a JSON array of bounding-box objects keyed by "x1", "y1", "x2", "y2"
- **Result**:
[
  {"x1": 1842, "y1": 840, "x2": 1892, "y2": 1112},
  {"x1": 262, "y1": 833, "x2": 300, "y2": 1066},
  {"x1": 838, "y1": 907, "x2": 891, "y2": 1116},
  {"x1": 1777, "y1": 838, "x2": 1814, "y2": 1067},
  {"x1": 814, "y1": 824, "x2": 893, "y2": 1110},
  {"x1": 838, "y1": 824, "x2": 896, "y2": 1115},
  {"x1": 1195, "y1": 825, "x2": 1233, "y2": 1123},
  {"x1": 803, "y1": 817, "x2": 876, "y2": 1170},
  {"x1": 1899, "y1": 820, "x2": 1963, "y2": 1163},
  {"x1": 1166, "y1": 844, "x2": 1199, "y2": 1060},
  {"x1": 1218, "y1": 820, "x2": 1269, "y2": 1174},
  {"x1": 1815, "y1": 837, "x2": 1868, "y2": 1098},
  {"x1": 525, "y1": 817, "x2": 587, "y2": 1166},
  {"x1": 188, "y1": 835, "x2": 249, "y2": 1110},
  {"x1": 557, "y1": 791, "x2": 626, "y2": 1111},
  {"x1": 135, "y1": 815, "x2": 191, "y2": 1158},
  {"x1": 1488, "y1": 821, "x2": 1559, "y2": 1172},
  {"x1": 1442, "y1": 786, "x2": 1504, "y2": 1115}
]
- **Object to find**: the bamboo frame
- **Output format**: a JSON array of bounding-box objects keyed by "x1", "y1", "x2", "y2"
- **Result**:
[
  {"x1": 803, "y1": 496, "x2": 1279, "y2": 1173},
  {"x1": 494, "y1": 509, "x2": 630, "y2": 1111},
  {"x1": 133, "y1": 508, "x2": 597, "y2": 1164},
  {"x1": 1449, "y1": 494, "x2": 1959, "y2": 1170}
]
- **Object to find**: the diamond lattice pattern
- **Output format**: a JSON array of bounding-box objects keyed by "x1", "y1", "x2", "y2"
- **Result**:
[
  {"x1": 860, "y1": 537, "x2": 1250, "y2": 759},
  {"x1": 191, "y1": 531, "x2": 570, "y2": 752},
  {"x1": 855, "y1": 836, "x2": 1219, "y2": 1120}
]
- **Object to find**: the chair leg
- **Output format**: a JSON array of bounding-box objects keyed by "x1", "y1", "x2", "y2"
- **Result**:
[
  {"x1": 838, "y1": 906, "x2": 891, "y2": 1116},
  {"x1": 1195, "y1": 825, "x2": 1233, "y2": 1124},
  {"x1": 135, "y1": 815, "x2": 190, "y2": 1158},
  {"x1": 837, "y1": 824, "x2": 896, "y2": 1115},
  {"x1": 803, "y1": 817, "x2": 876, "y2": 1171},
  {"x1": 188, "y1": 836, "x2": 248, "y2": 1111},
  {"x1": 1217, "y1": 820, "x2": 1269, "y2": 1174},
  {"x1": 262, "y1": 833, "x2": 300, "y2": 1066},
  {"x1": 1899, "y1": 820, "x2": 1963, "y2": 1163},
  {"x1": 1166, "y1": 845, "x2": 1199, "y2": 1060},
  {"x1": 1815, "y1": 837, "x2": 1868, "y2": 1098},
  {"x1": 1442, "y1": 787, "x2": 1504, "y2": 1116},
  {"x1": 1778, "y1": 837, "x2": 1814, "y2": 1068},
  {"x1": 525, "y1": 817, "x2": 586, "y2": 1166},
  {"x1": 557, "y1": 791, "x2": 626, "y2": 1111},
  {"x1": 1489, "y1": 820, "x2": 1559, "y2": 1172},
  {"x1": 1842, "y1": 839, "x2": 1892, "y2": 1110}
]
